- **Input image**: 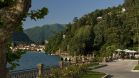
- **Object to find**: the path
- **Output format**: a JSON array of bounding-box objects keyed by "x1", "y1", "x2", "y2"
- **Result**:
[{"x1": 94, "y1": 60, "x2": 139, "y2": 78}]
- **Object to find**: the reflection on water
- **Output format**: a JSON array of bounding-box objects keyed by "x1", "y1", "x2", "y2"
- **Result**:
[{"x1": 8, "y1": 52, "x2": 60, "y2": 71}]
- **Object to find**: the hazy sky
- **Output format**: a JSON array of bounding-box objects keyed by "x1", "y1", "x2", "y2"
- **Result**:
[{"x1": 23, "y1": 0, "x2": 124, "y2": 29}]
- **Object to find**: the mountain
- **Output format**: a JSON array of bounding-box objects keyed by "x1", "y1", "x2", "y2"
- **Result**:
[
  {"x1": 46, "y1": 0, "x2": 139, "y2": 55},
  {"x1": 12, "y1": 32, "x2": 32, "y2": 43},
  {"x1": 24, "y1": 24, "x2": 65, "y2": 43}
]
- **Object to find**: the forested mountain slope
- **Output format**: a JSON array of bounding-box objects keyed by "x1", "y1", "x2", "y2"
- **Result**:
[
  {"x1": 24, "y1": 24, "x2": 65, "y2": 43},
  {"x1": 46, "y1": 0, "x2": 139, "y2": 56}
]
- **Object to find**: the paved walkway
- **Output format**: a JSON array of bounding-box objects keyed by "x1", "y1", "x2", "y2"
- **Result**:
[{"x1": 94, "y1": 60, "x2": 139, "y2": 78}]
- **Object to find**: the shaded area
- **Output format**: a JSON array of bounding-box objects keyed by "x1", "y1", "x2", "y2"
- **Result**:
[{"x1": 12, "y1": 32, "x2": 32, "y2": 44}]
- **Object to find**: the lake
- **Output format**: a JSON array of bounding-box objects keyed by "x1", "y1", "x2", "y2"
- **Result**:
[{"x1": 9, "y1": 52, "x2": 61, "y2": 71}]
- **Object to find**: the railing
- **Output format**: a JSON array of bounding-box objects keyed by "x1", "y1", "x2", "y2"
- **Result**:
[
  {"x1": 8, "y1": 68, "x2": 37, "y2": 78},
  {"x1": 7, "y1": 65, "x2": 59, "y2": 78},
  {"x1": 6, "y1": 55, "x2": 93, "y2": 78}
]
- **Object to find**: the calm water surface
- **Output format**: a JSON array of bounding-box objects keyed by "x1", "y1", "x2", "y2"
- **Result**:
[{"x1": 10, "y1": 52, "x2": 60, "y2": 71}]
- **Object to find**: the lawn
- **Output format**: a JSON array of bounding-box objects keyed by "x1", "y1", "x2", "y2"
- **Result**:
[
  {"x1": 90, "y1": 62, "x2": 99, "y2": 66},
  {"x1": 134, "y1": 64, "x2": 139, "y2": 70},
  {"x1": 80, "y1": 71, "x2": 105, "y2": 78},
  {"x1": 80, "y1": 62, "x2": 106, "y2": 78}
]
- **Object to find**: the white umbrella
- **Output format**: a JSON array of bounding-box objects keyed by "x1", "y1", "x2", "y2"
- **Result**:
[
  {"x1": 128, "y1": 50, "x2": 137, "y2": 53},
  {"x1": 123, "y1": 49, "x2": 129, "y2": 52},
  {"x1": 115, "y1": 49, "x2": 123, "y2": 52},
  {"x1": 123, "y1": 49, "x2": 128, "y2": 51},
  {"x1": 124, "y1": 49, "x2": 137, "y2": 53}
]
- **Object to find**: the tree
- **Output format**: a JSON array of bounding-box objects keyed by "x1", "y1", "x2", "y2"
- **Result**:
[
  {"x1": 46, "y1": 0, "x2": 139, "y2": 63},
  {"x1": 0, "y1": 0, "x2": 48, "y2": 78}
]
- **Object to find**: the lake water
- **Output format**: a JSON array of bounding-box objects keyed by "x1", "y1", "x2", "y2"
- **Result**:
[{"x1": 9, "y1": 52, "x2": 61, "y2": 71}]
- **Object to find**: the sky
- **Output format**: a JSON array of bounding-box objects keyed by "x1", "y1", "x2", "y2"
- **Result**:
[{"x1": 23, "y1": 0, "x2": 124, "y2": 29}]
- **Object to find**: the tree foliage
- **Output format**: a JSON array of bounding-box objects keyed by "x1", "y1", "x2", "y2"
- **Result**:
[
  {"x1": 46, "y1": 0, "x2": 139, "y2": 56},
  {"x1": 0, "y1": 0, "x2": 48, "y2": 73},
  {"x1": 0, "y1": 0, "x2": 15, "y2": 8}
]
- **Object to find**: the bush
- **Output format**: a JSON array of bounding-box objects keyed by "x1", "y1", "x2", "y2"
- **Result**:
[
  {"x1": 92, "y1": 57, "x2": 103, "y2": 62},
  {"x1": 45, "y1": 64, "x2": 89, "y2": 78}
]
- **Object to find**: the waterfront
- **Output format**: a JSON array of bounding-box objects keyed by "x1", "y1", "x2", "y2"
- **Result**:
[{"x1": 8, "y1": 52, "x2": 61, "y2": 71}]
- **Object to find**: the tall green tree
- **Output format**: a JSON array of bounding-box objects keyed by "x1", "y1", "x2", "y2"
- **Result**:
[
  {"x1": 47, "y1": 0, "x2": 139, "y2": 61},
  {"x1": 0, "y1": 0, "x2": 48, "y2": 77}
]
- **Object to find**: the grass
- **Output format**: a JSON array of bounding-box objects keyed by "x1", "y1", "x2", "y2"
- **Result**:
[
  {"x1": 88, "y1": 62, "x2": 107, "y2": 70},
  {"x1": 89, "y1": 62, "x2": 99, "y2": 66},
  {"x1": 80, "y1": 71, "x2": 105, "y2": 78},
  {"x1": 81, "y1": 62, "x2": 106, "y2": 78},
  {"x1": 134, "y1": 64, "x2": 139, "y2": 70}
]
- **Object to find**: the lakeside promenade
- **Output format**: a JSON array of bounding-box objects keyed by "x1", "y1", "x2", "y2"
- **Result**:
[{"x1": 94, "y1": 60, "x2": 139, "y2": 78}]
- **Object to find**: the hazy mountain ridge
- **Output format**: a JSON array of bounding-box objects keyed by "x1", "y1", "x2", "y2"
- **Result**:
[{"x1": 24, "y1": 24, "x2": 65, "y2": 43}]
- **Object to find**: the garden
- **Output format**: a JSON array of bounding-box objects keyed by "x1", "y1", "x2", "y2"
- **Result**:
[{"x1": 43, "y1": 63, "x2": 105, "y2": 78}]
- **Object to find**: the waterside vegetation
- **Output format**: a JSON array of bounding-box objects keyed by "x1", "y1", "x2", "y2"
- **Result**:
[{"x1": 46, "y1": 0, "x2": 139, "y2": 59}]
